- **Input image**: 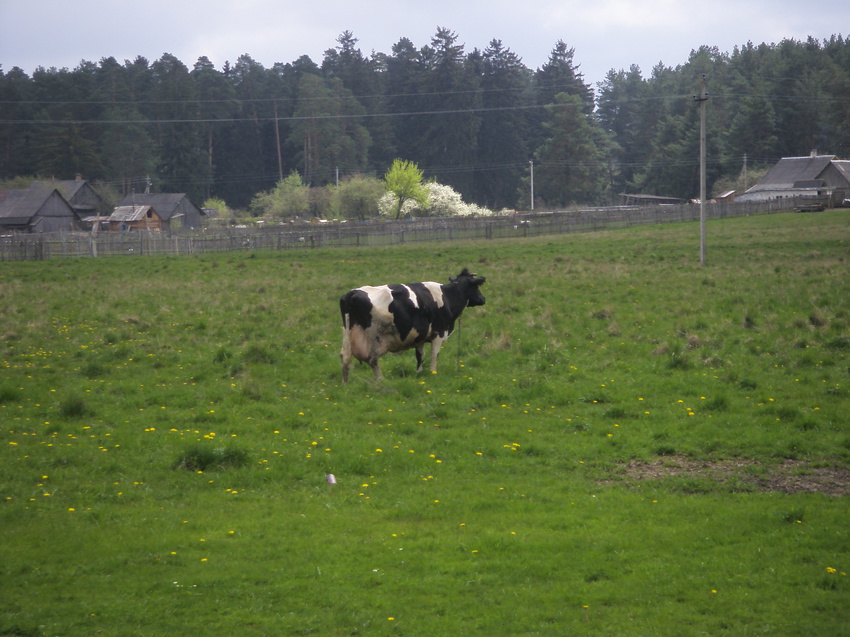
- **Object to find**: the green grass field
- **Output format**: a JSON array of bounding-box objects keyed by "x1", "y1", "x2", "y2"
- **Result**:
[{"x1": 1, "y1": 211, "x2": 848, "y2": 635}]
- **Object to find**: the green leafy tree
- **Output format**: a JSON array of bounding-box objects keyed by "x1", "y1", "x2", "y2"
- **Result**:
[
  {"x1": 250, "y1": 171, "x2": 309, "y2": 219},
  {"x1": 333, "y1": 174, "x2": 384, "y2": 221},
  {"x1": 384, "y1": 159, "x2": 428, "y2": 218}
]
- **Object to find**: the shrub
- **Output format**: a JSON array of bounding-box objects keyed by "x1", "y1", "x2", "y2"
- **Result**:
[
  {"x1": 59, "y1": 395, "x2": 91, "y2": 419},
  {"x1": 173, "y1": 445, "x2": 250, "y2": 472}
]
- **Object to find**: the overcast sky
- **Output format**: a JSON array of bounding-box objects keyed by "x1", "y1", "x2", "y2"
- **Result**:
[{"x1": 1, "y1": 0, "x2": 847, "y2": 88}]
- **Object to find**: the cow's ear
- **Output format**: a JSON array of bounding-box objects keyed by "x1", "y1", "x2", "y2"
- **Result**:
[
  {"x1": 449, "y1": 275, "x2": 457, "y2": 283},
  {"x1": 475, "y1": 276, "x2": 486, "y2": 285}
]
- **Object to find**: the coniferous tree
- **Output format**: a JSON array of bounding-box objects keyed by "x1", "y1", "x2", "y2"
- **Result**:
[
  {"x1": 0, "y1": 67, "x2": 37, "y2": 177},
  {"x1": 384, "y1": 38, "x2": 423, "y2": 167},
  {"x1": 99, "y1": 105, "x2": 158, "y2": 193},
  {"x1": 416, "y1": 28, "x2": 481, "y2": 196},
  {"x1": 286, "y1": 74, "x2": 370, "y2": 186},
  {"x1": 191, "y1": 56, "x2": 239, "y2": 200},
  {"x1": 476, "y1": 39, "x2": 532, "y2": 208},
  {"x1": 535, "y1": 93, "x2": 606, "y2": 206},
  {"x1": 322, "y1": 31, "x2": 393, "y2": 171},
  {"x1": 149, "y1": 53, "x2": 209, "y2": 200}
]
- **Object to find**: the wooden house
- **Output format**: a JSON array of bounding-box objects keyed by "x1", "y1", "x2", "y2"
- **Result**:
[
  {"x1": 117, "y1": 193, "x2": 205, "y2": 230},
  {"x1": 108, "y1": 205, "x2": 163, "y2": 232},
  {"x1": 0, "y1": 188, "x2": 81, "y2": 233},
  {"x1": 29, "y1": 176, "x2": 102, "y2": 218}
]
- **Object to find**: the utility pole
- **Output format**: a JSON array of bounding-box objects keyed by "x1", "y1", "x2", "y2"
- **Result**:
[
  {"x1": 694, "y1": 74, "x2": 709, "y2": 266},
  {"x1": 529, "y1": 160, "x2": 534, "y2": 211},
  {"x1": 273, "y1": 101, "x2": 284, "y2": 182}
]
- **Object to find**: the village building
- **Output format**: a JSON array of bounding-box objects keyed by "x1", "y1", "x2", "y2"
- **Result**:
[
  {"x1": 737, "y1": 154, "x2": 850, "y2": 209},
  {"x1": 29, "y1": 175, "x2": 103, "y2": 218},
  {"x1": 108, "y1": 205, "x2": 163, "y2": 232},
  {"x1": 0, "y1": 187, "x2": 81, "y2": 233},
  {"x1": 117, "y1": 193, "x2": 205, "y2": 230}
]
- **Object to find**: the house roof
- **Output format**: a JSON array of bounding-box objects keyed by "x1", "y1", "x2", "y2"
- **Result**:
[
  {"x1": 747, "y1": 155, "x2": 835, "y2": 192},
  {"x1": 832, "y1": 160, "x2": 850, "y2": 180},
  {"x1": 0, "y1": 188, "x2": 66, "y2": 225},
  {"x1": 31, "y1": 179, "x2": 84, "y2": 198},
  {"x1": 110, "y1": 205, "x2": 159, "y2": 223},
  {"x1": 117, "y1": 193, "x2": 199, "y2": 220},
  {"x1": 29, "y1": 179, "x2": 101, "y2": 209}
]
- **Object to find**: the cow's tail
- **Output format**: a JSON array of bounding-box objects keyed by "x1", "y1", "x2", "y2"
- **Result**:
[{"x1": 340, "y1": 302, "x2": 352, "y2": 383}]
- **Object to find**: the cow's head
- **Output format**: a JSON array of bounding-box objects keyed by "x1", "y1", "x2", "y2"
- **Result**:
[{"x1": 451, "y1": 268, "x2": 487, "y2": 307}]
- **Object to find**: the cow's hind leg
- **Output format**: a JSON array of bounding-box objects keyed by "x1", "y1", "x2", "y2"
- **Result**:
[
  {"x1": 340, "y1": 316, "x2": 352, "y2": 383},
  {"x1": 414, "y1": 344, "x2": 425, "y2": 372}
]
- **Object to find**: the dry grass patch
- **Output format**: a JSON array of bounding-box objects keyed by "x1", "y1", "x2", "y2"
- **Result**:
[{"x1": 610, "y1": 456, "x2": 850, "y2": 496}]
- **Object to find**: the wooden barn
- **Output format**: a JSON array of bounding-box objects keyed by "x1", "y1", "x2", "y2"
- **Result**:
[
  {"x1": 108, "y1": 205, "x2": 163, "y2": 232},
  {"x1": 0, "y1": 188, "x2": 81, "y2": 233}
]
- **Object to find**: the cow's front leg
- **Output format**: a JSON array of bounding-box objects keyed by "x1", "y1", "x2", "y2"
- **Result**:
[
  {"x1": 429, "y1": 337, "x2": 446, "y2": 373},
  {"x1": 414, "y1": 344, "x2": 425, "y2": 372},
  {"x1": 368, "y1": 351, "x2": 383, "y2": 380}
]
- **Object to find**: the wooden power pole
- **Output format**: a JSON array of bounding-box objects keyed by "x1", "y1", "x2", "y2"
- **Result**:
[{"x1": 694, "y1": 74, "x2": 709, "y2": 266}]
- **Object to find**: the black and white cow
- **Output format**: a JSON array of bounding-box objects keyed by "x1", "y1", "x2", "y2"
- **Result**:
[{"x1": 339, "y1": 268, "x2": 486, "y2": 382}]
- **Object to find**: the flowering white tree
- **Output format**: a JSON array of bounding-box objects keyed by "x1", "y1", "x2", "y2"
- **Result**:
[{"x1": 378, "y1": 182, "x2": 495, "y2": 218}]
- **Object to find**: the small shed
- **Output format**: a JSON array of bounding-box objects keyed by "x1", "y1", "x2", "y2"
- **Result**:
[
  {"x1": 0, "y1": 188, "x2": 81, "y2": 233},
  {"x1": 108, "y1": 205, "x2": 163, "y2": 232}
]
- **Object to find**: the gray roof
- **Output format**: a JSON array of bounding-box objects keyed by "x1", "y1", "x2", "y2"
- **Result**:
[
  {"x1": 30, "y1": 179, "x2": 86, "y2": 199},
  {"x1": 117, "y1": 193, "x2": 199, "y2": 221},
  {"x1": 748, "y1": 155, "x2": 835, "y2": 192},
  {"x1": 832, "y1": 160, "x2": 850, "y2": 180},
  {"x1": 0, "y1": 188, "x2": 63, "y2": 225},
  {"x1": 30, "y1": 179, "x2": 99, "y2": 210}
]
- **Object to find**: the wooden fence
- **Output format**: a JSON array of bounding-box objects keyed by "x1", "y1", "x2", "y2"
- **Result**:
[{"x1": 0, "y1": 199, "x2": 798, "y2": 262}]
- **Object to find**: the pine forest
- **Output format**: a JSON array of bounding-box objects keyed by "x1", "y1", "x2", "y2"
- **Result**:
[{"x1": 1, "y1": 29, "x2": 849, "y2": 214}]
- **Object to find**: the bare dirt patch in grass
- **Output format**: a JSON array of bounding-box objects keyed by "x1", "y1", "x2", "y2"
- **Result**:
[{"x1": 612, "y1": 456, "x2": 850, "y2": 496}]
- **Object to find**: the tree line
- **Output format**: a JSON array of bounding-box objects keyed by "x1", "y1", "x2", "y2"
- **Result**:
[{"x1": 1, "y1": 29, "x2": 848, "y2": 213}]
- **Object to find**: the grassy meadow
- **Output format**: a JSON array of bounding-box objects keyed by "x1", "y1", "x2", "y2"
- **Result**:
[{"x1": 1, "y1": 210, "x2": 849, "y2": 636}]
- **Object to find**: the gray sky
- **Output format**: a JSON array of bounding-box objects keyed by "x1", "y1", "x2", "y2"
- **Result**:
[{"x1": 1, "y1": 0, "x2": 847, "y2": 88}]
